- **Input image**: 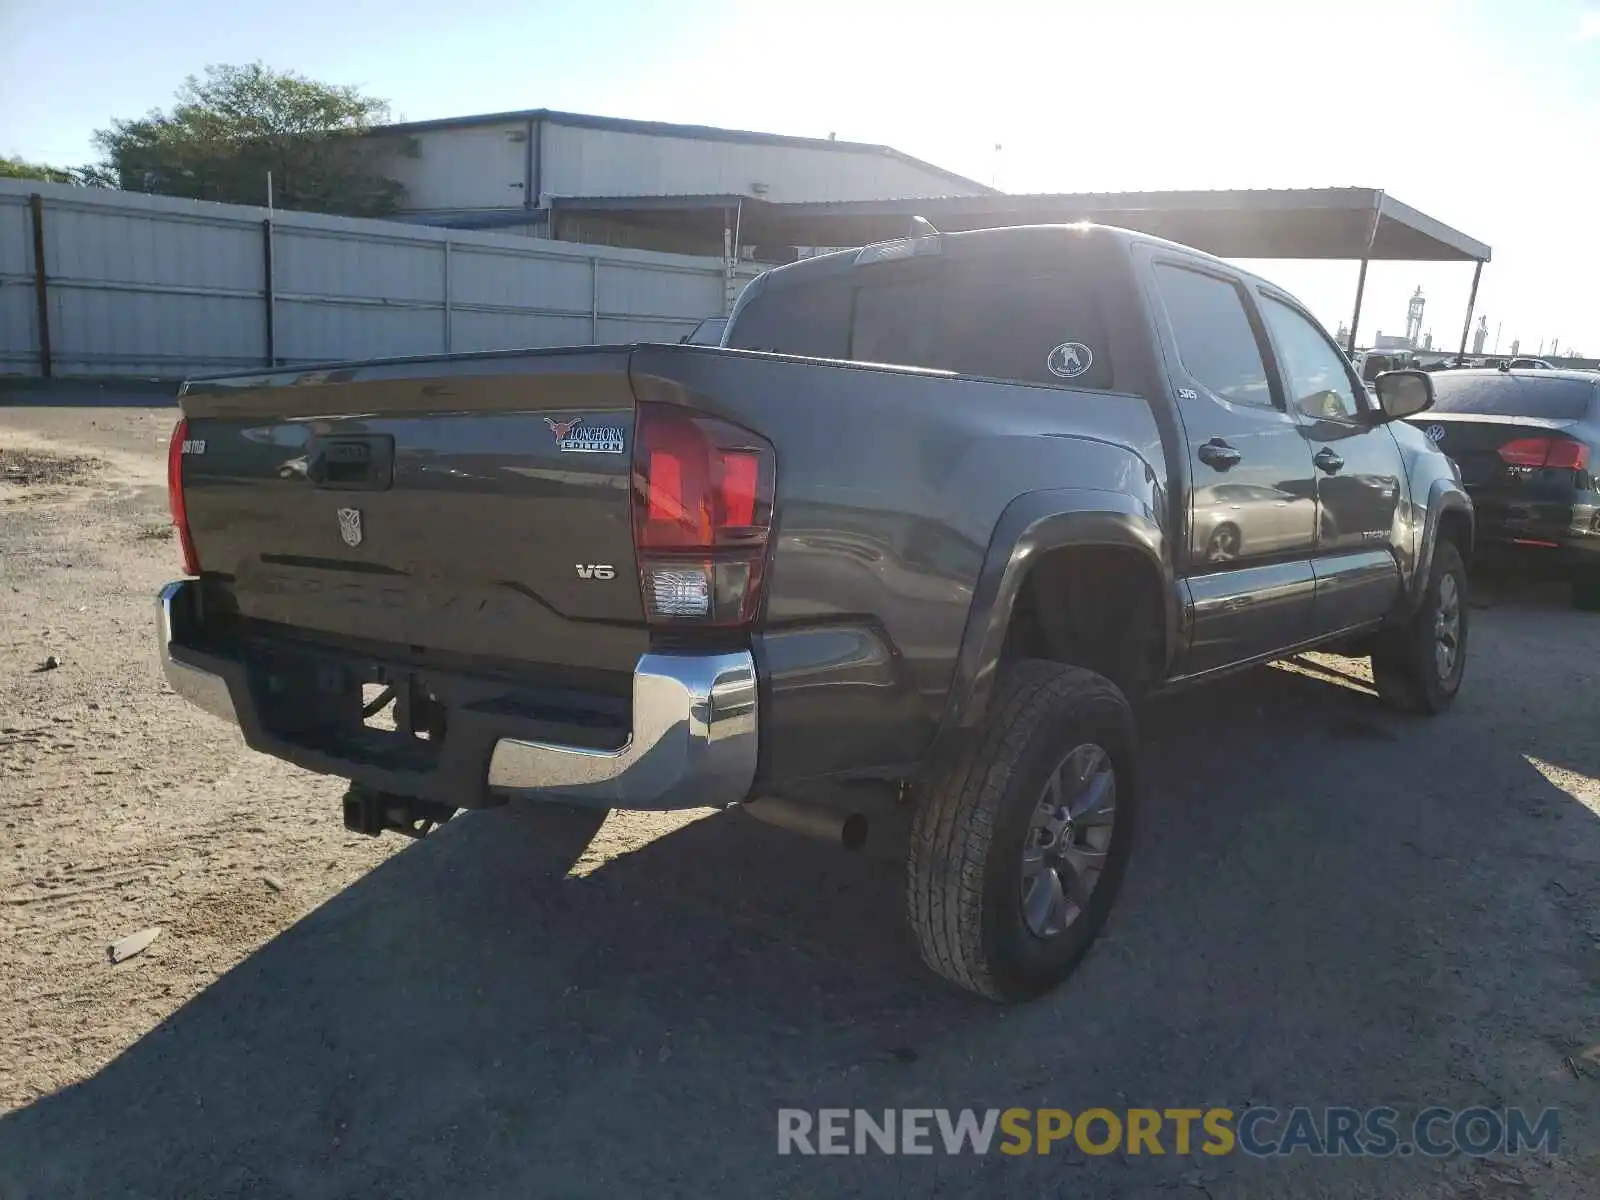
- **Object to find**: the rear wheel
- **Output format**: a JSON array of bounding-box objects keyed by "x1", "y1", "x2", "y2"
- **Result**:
[
  {"x1": 906, "y1": 661, "x2": 1137, "y2": 1001},
  {"x1": 1372, "y1": 540, "x2": 1468, "y2": 713}
]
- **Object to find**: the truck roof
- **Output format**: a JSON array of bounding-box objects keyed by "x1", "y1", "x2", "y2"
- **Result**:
[
  {"x1": 743, "y1": 223, "x2": 1313, "y2": 341},
  {"x1": 760, "y1": 222, "x2": 1286, "y2": 296}
]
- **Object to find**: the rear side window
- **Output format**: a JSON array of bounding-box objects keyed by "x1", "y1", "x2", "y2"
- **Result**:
[
  {"x1": 1152, "y1": 264, "x2": 1273, "y2": 407},
  {"x1": 1431, "y1": 375, "x2": 1596, "y2": 420}
]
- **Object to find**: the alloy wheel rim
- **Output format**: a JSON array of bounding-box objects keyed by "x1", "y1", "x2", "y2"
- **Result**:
[
  {"x1": 1020, "y1": 743, "x2": 1118, "y2": 939},
  {"x1": 1434, "y1": 571, "x2": 1462, "y2": 680}
]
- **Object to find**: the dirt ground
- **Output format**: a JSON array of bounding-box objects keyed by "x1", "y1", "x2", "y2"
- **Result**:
[{"x1": 0, "y1": 395, "x2": 1596, "y2": 1198}]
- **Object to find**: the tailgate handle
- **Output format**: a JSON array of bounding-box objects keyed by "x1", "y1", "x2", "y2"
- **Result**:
[{"x1": 309, "y1": 436, "x2": 394, "y2": 490}]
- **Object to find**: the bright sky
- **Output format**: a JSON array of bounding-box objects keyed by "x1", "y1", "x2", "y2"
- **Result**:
[{"x1": 3, "y1": 0, "x2": 1598, "y2": 353}]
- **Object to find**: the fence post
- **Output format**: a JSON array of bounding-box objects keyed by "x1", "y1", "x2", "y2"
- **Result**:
[
  {"x1": 28, "y1": 194, "x2": 52, "y2": 378},
  {"x1": 261, "y1": 219, "x2": 276, "y2": 367},
  {"x1": 443, "y1": 239, "x2": 453, "y2": 353}
]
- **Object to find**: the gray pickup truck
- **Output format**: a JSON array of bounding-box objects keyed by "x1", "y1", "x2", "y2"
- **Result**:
[{"x1": 159, "y1": 223, "x2": 1472, "y2": 1000}]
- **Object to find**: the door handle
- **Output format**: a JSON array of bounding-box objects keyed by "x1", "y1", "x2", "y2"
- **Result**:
[
  {"x1": 1314, "y1": 448, "x2": 1345, "y2": 475},
  {"x1": 1197, "y1": 439, "x2": 1242, "y2": 470}
]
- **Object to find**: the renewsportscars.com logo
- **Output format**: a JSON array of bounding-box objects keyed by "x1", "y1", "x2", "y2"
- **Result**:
[{"x1": 777, "y1": 1106, "x2": 1562, "y2": 1158}]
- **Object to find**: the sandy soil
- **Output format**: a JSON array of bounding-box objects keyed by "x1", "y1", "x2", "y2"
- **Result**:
[{"x1": 0, "y1": 397, "x2": 1595, "y2": 1198}]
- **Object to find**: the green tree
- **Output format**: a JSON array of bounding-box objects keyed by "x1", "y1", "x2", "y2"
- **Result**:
[
  {"x1": 91, "y1": 63, "x2": 411, "y2": 216},
  {"x1": 0, "y1": 156, "x2": 80, "y2": 184}
]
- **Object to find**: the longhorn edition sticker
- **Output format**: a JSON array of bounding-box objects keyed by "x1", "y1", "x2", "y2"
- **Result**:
[{"x1": 545, "y1": 416, "x2": 625, "y2": 454}]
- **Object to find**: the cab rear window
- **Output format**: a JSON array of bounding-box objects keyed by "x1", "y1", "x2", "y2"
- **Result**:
[
  {"x1": 1431, "y1": 375, "x2": 1596, "y2": 419},
  {"x1": 724, "y1": 277, "x2": 853, "y2": 360},
  {"x1": 727, "y1": 260, "x2": 1115, "y2": 390}
]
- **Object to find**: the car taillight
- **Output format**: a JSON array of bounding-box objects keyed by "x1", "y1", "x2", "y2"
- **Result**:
[
  {"x1": 1497, "y1": 437, "x2": 1590, "y2": 471},
  {"x1": 631, "y1": 403, "x2": 774, "y2": 626},
  {"x1": 167, "y1": 417, "x2": 200, "y2": 576}
]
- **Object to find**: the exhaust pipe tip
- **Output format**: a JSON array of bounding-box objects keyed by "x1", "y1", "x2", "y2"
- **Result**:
[{"x1": 741, "y1": 797, "x2": 869, "y2": 850}]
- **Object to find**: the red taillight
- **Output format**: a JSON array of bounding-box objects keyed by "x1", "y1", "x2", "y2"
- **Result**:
[
  {"x1": 631, "y1": 403, "x2": 775, "y2": 626},
  {"x1": 1543, "y1": 440, "x2": 1589, "y2": 470},
  {"x1": 167, "y1": 417, "x2": 200, "y2": 576},
  {"x1": 1498, "y1": 437, "x2": 1590, "y2": 471}
]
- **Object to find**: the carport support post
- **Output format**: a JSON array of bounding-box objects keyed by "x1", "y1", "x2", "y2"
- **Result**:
[
  {"x1": 1346, "y1": 256, "x2": 1370, "y2": 354},
  {"x1": 1456, "y1": 260, "x2": 1484, "y2": 364},
  {"x1": 1346, "y1": 193, "x2": 1383, "y2": 355}
]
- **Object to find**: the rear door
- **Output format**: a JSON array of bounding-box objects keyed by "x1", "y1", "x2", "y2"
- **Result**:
[
  {"x1": 1255, "y1": 292, "x2": 1405, "y2": 635},
  {"x1": 1140, "y1": 250, "x2": 1321, "y2": 674}
]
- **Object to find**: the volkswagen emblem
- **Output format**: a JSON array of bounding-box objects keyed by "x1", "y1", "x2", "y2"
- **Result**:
[
  {"x1": 336, "y1": 507, "x2": 363, "y2": 547},
  {"x1": 1424, "y1": 424, "x2": 1447, "y2": 445}
]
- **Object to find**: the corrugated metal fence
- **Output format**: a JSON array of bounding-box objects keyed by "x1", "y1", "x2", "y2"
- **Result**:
[{"x1": 0, "y1": 179, "x2": 758, "y2": 379}]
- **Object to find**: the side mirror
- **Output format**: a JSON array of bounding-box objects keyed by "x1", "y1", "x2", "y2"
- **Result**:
[{"x1": 1373, "y1": 369, "x2": 1434, "y2": 421}]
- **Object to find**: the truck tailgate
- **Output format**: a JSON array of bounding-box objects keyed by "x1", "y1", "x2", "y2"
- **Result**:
[{"x1": 179, "y1": 350, "x2": 647, "y2": 675}]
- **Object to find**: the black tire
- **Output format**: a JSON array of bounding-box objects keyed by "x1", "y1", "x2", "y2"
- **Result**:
[
  {"x1": 1571, "y1": 568, "x2": 1600, "y2": 612},
  {"x1": 906, "y1": 660, "x2": 1137, "y2": 1001},
  {"x1": 1372, "y1": 539, "x2": 1468, "y2": 714}
]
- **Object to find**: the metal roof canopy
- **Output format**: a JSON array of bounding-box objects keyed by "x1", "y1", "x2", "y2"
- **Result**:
[{"x1": 549, "y1": 187, "x2": 1492, "y2": 355}]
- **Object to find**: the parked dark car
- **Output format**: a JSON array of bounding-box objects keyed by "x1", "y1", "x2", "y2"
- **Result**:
[
  {"x1": 1407, "y1": 368, "x2": 1600, "y2": 608},
  {"x1": 159, "y1": 223, "x2": 1471, "y2": 1000}
]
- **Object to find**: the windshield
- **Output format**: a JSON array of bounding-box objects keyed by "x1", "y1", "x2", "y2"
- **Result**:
[{"x1": 1430, "y1": 374, "x2": 1595, "y2": 419}]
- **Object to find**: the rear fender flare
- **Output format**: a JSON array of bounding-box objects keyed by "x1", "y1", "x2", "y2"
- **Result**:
[
  {"x1": 1410, "y1": 478, "x2": 1474, "y2": 610},
  {"x1": 937, "y1": 488, "x2": 1176, "y2": 738}
]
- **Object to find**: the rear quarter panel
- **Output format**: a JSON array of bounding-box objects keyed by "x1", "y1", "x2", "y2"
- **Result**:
[{"x1": 629, "y1": 345, "x2": 1167, "y2": 782}]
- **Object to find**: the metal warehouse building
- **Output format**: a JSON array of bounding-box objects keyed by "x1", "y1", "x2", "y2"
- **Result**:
[{"x1": 372, "y1": 109, "x2": 993, "y2": 255}]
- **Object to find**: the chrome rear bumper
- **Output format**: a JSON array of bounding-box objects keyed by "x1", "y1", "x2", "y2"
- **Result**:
[
  {"x1": 157, "y1": 580, "x2": 237, "y2": 723},
  {"x1": 157, "y1": 579, "x2": 759, "y2": 810},
  {"x1": 486, "y1": 652, "x2": 757, "y2": 809}
]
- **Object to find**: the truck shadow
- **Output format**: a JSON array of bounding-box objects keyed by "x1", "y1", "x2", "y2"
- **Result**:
[{"x1": 4, "y1": 598, "x2": 1597, "y2": 1197}]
